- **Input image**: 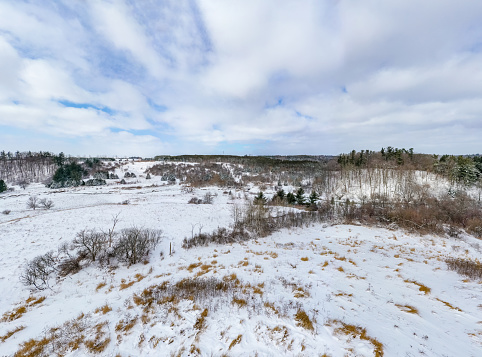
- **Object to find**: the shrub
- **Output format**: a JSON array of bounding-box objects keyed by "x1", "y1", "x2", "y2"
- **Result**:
[
  {"x1": 20, "y1": 251, "x2": 57, "y2": 290},
  {"x1": 114, "y1": 228, "x2": 162, "y2": 265},
  {"x1": 73, "y1": 230, "x2": 108, "y2": 262},
  {"x1": 446, "y1": 258, "x2": 482, "y2": 280},
  {"x1": 27, "y1": 196, "x2": 39, "y2": 210},
  {"x1": 39, "y1": 198, "x2": 54, "y2": 209},
  {"x1": 2, "y1": 209, "x2": 11, "y2": 215}
]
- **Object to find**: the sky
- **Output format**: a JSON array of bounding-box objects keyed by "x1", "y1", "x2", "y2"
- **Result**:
[{"x1": 1, "y1": 0, "x2": 482, "y2": 157}]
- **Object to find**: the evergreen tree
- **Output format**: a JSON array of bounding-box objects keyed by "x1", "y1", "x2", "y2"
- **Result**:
[
  {"x1": 295, "y1": 187, "x2": 306, "y2": 205},
  {"x1": 276, "y1": 189, "x2": 285, "y2": 200},
  {"x1": 309, "y1": 191, "x2": 319, "y2": 205},
  {"x1": 286, "y1": 192, "x2": 296, "y2": 205},
  {"x1": 0, "y1": 179, "x2": 7, "y2": 193},
  {"x1": 254, "y1": 191, "x2": 267, "y2": 205}
]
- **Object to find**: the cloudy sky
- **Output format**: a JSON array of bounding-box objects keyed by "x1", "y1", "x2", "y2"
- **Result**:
[{"x1": 1, "y1": 0, "x2": 481, "y2": 157}]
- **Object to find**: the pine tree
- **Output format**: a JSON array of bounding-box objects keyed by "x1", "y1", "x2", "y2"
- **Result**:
[
  {"x1": 254, "y1": 191, "x2": 267, "y2": 205},
  {"x1": 286, "y1": 192, "x2": 296, "y2": 205},
  {"x1": 295, "y1": 187, "x2": 306, "y2": 205},
  {"x1": 0, "y1": 179, "x2": 7, "y2": 193},
  {"x1": 309, "y1": 191, "x2": 319, "y2": 205}
]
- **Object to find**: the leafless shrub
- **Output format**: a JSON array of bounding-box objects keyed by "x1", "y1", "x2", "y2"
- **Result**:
[
  {"x1": 202, "y1": 192, "x2": 214, "y2": 204},
  {"x1": 114, "y1": 228, "x2": 162, "y2": 265},
  {"x1": 39, "y1": 198, "x2": 54, "y2": 209},
  {"x1": 27, "y1": 196, "x2": 39, "y2": 210},
  {"x1": 446, "y1": 258, "x2": 482, "y2": 280},
  {"x1": 20, "y1": 251, "x2": 57, "y2": 290},
  {"x1": 58, "y1": 256, "x2": 82, "y2": 277},
  {"x1": 2, "y1": 209, "x2": 10, "y2": 215},
  {"x1": 73, "y1": 229, "x2": 108, "y2": 262},
  {"x1": 188, "y1": 197, "x2": 202, "y2": 204}
]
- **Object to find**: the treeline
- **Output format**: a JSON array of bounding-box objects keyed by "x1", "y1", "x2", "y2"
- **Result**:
[
  {"x1": 337, "y1": 148, "x2": 482, "y2": 186},
  {"x1": 0, "y1": 151, "x2": 57, "y2": 183}
]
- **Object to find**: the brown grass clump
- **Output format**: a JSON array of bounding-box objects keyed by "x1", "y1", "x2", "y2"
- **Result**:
[
  {"x1": 120, "y1": 274, "x2": 145, "y2": 290},
  {"x1": 115, "y1": 316, "x2": 138, "y2": 334},
  {"x1": 446, "y1": 258, "x2": 482, "y2": 280},
  {"x1": 330, "y1": 320, "x2": 384, "y2": 357},
  {"x1": 94, "y1": 304, "x2": 112, "y2": 315},
  {"x1": 264, "y1": 302, "x2": 280, "y2": 316},
  {"x1": 1, "y1": 306, "x2": 27, "y2": 322},
  {"x1": 2, "y1": 296, "x2": 46, "y2": 322},
  {"x1": 194, "y1": 308, "x2": 208, "y2": 331},
  {"x1": 396, "y1": 304, "x2": 419, "y2": 314},
  {"x1": 229, "y1": 334, "x2": 242, "y2": 350},
  {"x1": 1, "y1": 325, "x2": 25, "y2": 343},
  {"x1": 14, "y1": 336, "x2": 52, "y2": 357},
  {"x1": 436, "y1": 298, "x2": 463, "y2": 312},
  {"x1": 294, "y1": 309, "x2": 314, "y2": 331},
  {"x1": 293, "y1": 287, "x2": 310, "y2": 298},
  {"x1": 96, "y1": 282, "x2": 107, "y2": 291},
  {"x1": 301, "y1": 257, "x2": 309, "y2": 261},
  {"x1": 232, "y1": 297, "x2": 247, "y2": 307},
  {"x1": 187, "y1": 262, "x2": 202, "y2": 272},
  {"x1": 404, "y1": 279, "x2": 431, "y2": 294}
]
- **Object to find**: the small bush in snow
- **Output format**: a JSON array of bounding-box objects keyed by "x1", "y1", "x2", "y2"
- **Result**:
[
  {"x1": 2, "y1": 209, "x2": 10, "y2": 215},
  {"x1": 26, "y1": 196, "x2": 39, "y2": 210},
  {"x1": 114, "y1": 228, "x2": 162, "y2": 265},
  {"x1": 39, "y1": 198, "x2": 54, "y2": 209},
  {"x1": 20, "y1": 251, "x2": 57, "y2": 290}
]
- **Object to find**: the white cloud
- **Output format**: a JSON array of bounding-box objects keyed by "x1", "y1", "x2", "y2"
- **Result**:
[{"x1": 1, "y1": 0, "x2": 482, "y2": 156}]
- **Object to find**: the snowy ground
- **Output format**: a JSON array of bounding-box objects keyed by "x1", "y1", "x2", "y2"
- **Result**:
[{"x1": 0, "y1": 162, "x2": 481, "y2": 356}]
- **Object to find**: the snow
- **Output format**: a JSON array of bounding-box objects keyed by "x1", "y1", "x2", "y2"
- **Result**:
[{"x1": 0, "y1": 161, "x2": 481, "y2": 356}]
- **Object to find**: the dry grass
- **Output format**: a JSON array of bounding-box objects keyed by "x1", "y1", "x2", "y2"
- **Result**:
[
  {"x1": 330, "y1": 320, "x2": 384, "y2": 357},
  {"x1": 1, "y1": 325, "x2": 25, "y2": 343},
  {"x1": 436, "y1": 298, "x2": 463, "y2": 312},
  {"x1": 301, "y1": 257, "x2": 309, "y2": 261},
  {"x1": 228, "y1": 334, "x2": 242, "y2": 350},
  {"x1": 194, "y1": 308, "x2": 208, "y2": 331},
  {"x1": 294, "y1": 309, "x2": 314, "y2": 331},
  {"x1": 232, "y1": 297, "x2": 247, "y2": 307},
  {"x1": 14, "y1": 313, "x2": 111, "y2": 356},
  {"x1": 1, "y1": 296, "x2": 45, "y2": 322},
  {"x1": 446, "y1": 258, "x2": 482, "y2": 280},
  {"x1": 94, "y1": 304, "x2": 112, "y2": 315},
  {"x1": 120, "y1": 274, "x2": 145, "y2": 290},
  {"x1": 404, "y1": 279, "x2": 431, "y2": 294},
  {"x1": 115, "y1": 316, "x2": 138, "y2": 334},
  {"x1": 95, "y1": 282, "x2": 107, "y2": 291},
  {"x1": 396, "y1": 304, "x2": 419, "y2": 314}
]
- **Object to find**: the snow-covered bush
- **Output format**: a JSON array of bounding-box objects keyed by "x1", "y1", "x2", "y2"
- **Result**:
[{"x1": 85, "y1": 178, "x2": 106, "y2": 186}]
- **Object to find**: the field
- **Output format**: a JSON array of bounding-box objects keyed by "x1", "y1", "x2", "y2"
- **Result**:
[{"x1": 1, "y1": 160, "x2": 481, "y2": 356}]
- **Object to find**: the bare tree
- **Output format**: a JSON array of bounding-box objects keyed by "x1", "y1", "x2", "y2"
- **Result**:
[
  {"x1": 27, "y1": 196, "x2": 39, "y2": 210},
  {"x1": 73, "y1": 229, "x2": 108, "y2": 262}
]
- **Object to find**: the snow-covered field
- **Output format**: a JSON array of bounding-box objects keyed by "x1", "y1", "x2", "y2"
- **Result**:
[{"x1": 1, "y1": 162, "x2": 481, "y2": 356}]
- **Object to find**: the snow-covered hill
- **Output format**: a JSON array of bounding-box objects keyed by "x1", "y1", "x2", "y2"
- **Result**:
[{"x1": 0, "y1": 161, "x2": 481, "y2": 356}]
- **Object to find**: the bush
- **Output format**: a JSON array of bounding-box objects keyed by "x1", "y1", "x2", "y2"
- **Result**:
[
  {"x1": 27, "y1": 196, "x2": 39, "y2": 210},
  {"x1": 446, "y1": 258, "x2": 482, "y2": 280},
  {"x1": 39, "y1": 198, "x2": 54, "y2": 209},
  {"x1": 114, "y1": 228, "x2": 162, "y2": 265},
  {"x1": 20, "y1": 252, "x2": 57, "y2": 290},
  {"x1": 73, "y1": 229, "x2": 108, "y2": 262},
  {"x1": 2, "y1": 209, "x2": 11, "y2": 215}
]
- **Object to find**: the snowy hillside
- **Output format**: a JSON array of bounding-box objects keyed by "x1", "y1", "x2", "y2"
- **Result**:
[{"x1": 1, "y1": 161, "x2": 481, "y2": 356}]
